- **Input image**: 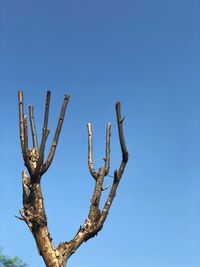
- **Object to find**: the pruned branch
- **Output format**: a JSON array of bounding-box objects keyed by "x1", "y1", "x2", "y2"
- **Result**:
[
  {"x1": 43, "y1": 91, "x2": 51, "y2": 131},
  {"x1": 98, "y1": 170, "x2": 119, "y2": 226},
  {"x1": 18, "y1": 91, "x2": 25, "y2": 159},
  {"x1": 18, "y1": 91, "x2": 71, "y2": 267},
  {"x1": 104, "y1": 122, "x2": 111, "y2": 173},
  {"x1": 23, "y1": 115, "x2": 29, "y2": 160},
  {"x1": 33, "y1": 91, "x2": 51, "y2": 178},
  {"x1": 116, "y1": 102, "x2": 129, "y2": 164},
  {"x1": 23, "y1": 114, "x2": 33, "y2": 174},
  {"x1": 29, "y1": 106, "x2": 38, "y2": 150},
  {"x1": 58, "y1": 102, "x2": 128, "y2": 261},
  {"x1": 41, "y1": 95, "x2": 70, "y2": 175},
  {"x1": 87, "y1": 123, "x2": 98, "y2": 179},
  {"x1": 98, "y1": 102, "x2": 129, "y2": 225},
  {"x1": 34, "y1": 127, "x2": 50, "y2": 180},
  {"x1": 88, "y1": 168, "x2": 106, "y2": 222}
]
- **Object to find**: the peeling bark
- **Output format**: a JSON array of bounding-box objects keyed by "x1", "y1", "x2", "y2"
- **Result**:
[{"x1": 18, "y1": 91, "x2": 128, "y2": 267}]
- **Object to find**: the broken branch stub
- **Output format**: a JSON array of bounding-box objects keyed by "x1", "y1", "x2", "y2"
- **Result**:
[{"x1": 18, "y1": 91, "x2": 128, "y2": 267}]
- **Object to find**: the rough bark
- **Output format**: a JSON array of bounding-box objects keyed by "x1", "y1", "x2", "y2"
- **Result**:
[{"x1": 18, "y1": 91, "x2": 128, "y2": 267}]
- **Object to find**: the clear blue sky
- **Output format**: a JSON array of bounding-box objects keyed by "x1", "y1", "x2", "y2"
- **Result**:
[{"x1": 0, "y1": 0, "x2": 200, "y2": 266}]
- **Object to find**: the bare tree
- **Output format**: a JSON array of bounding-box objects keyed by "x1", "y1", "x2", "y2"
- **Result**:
[{"x1": 17, "y1": 91, "x2": 129, "y2": 267}]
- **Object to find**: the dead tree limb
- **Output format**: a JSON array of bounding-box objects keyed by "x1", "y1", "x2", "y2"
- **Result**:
[{"x1": 18, "y1": 91, "x2": 128, "y2": 267}]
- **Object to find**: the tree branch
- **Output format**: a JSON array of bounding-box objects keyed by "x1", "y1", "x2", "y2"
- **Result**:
[
  {"x1": 23, "y1": 115, "x2": 28, "y2": 158},
  {"x1": 18, "y1": 91, "x2": 25, "y2": 159},
  {"x1": 43, "y1": 91, "x2": 51, "y2": 131},
  {"x1": 116, "y1": 102, "x2": 129, "y2": 164},
  {"x1": 98, "y1": 170, "x2": 119, "y2": 226},
  {"x1": 18, "y1": 91, "x2": 71, "y2": 267},
  {"x1": 41, "y1": 95, "x2": 70, "y2": 175},
  {"x1": 104, "y1": 122, "x2": 111, "y2": 174},
  {"x1": 59, "y1": 102, "x2": 128, "y2": 260},
  {"x1": 88, "y1": 168, "x2": 106, "y2": 222},
  {"x1": 34, "y1": 127, "x2": 50, "y2": 180},
  {"x1": 23, "y1": 114, "x2": 33, "y2": 174},
  {"x1": 87, "y1": 123, "x2": 98, "y2": 179},
  {"x1": 33, "y1": 91, "x2": 51, "y2": 177},
  {"x1": 29, "y1": 105, "x2": 38, "y2": 150},
  {"x1": 99, "y1": 102, "x2": 129, "y2": 225}
]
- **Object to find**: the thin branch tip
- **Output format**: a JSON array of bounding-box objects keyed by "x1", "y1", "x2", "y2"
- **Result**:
[
  {"x1": 115, "y1": 101, "x2": 121, "y2": 109},
  {"x1": 18, "y1": 90, "x2": 23, "y2": 100},
  {"x1": 64, "y1": 95, "x2": 70, "y2": 100},
  {"x1": 87, "y1": 123, "x2": 92, "y2": 135}
]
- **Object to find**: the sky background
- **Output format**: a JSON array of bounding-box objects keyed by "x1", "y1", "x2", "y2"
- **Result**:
[{"x1": 0, "y1": 0, "x2": 200, "y2": 266}]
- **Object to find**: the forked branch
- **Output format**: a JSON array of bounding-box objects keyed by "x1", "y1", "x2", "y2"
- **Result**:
[
  {"x1": 35, "y1": 91, "x2": 51, "y2": 174},
  {"x1": 57, "y1": 101, "x2": 128, "y2": 261},
  {"x1": 41, "y1": 95, "x2": 70, "y2": 175},
  {"x1": 18, "y1": 91, "x2": 128, "y2": 267}
]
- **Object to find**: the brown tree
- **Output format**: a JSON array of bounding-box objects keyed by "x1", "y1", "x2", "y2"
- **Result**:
[{"x1": 17, "y1": 91, "x2": 129, "y2": 267}]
